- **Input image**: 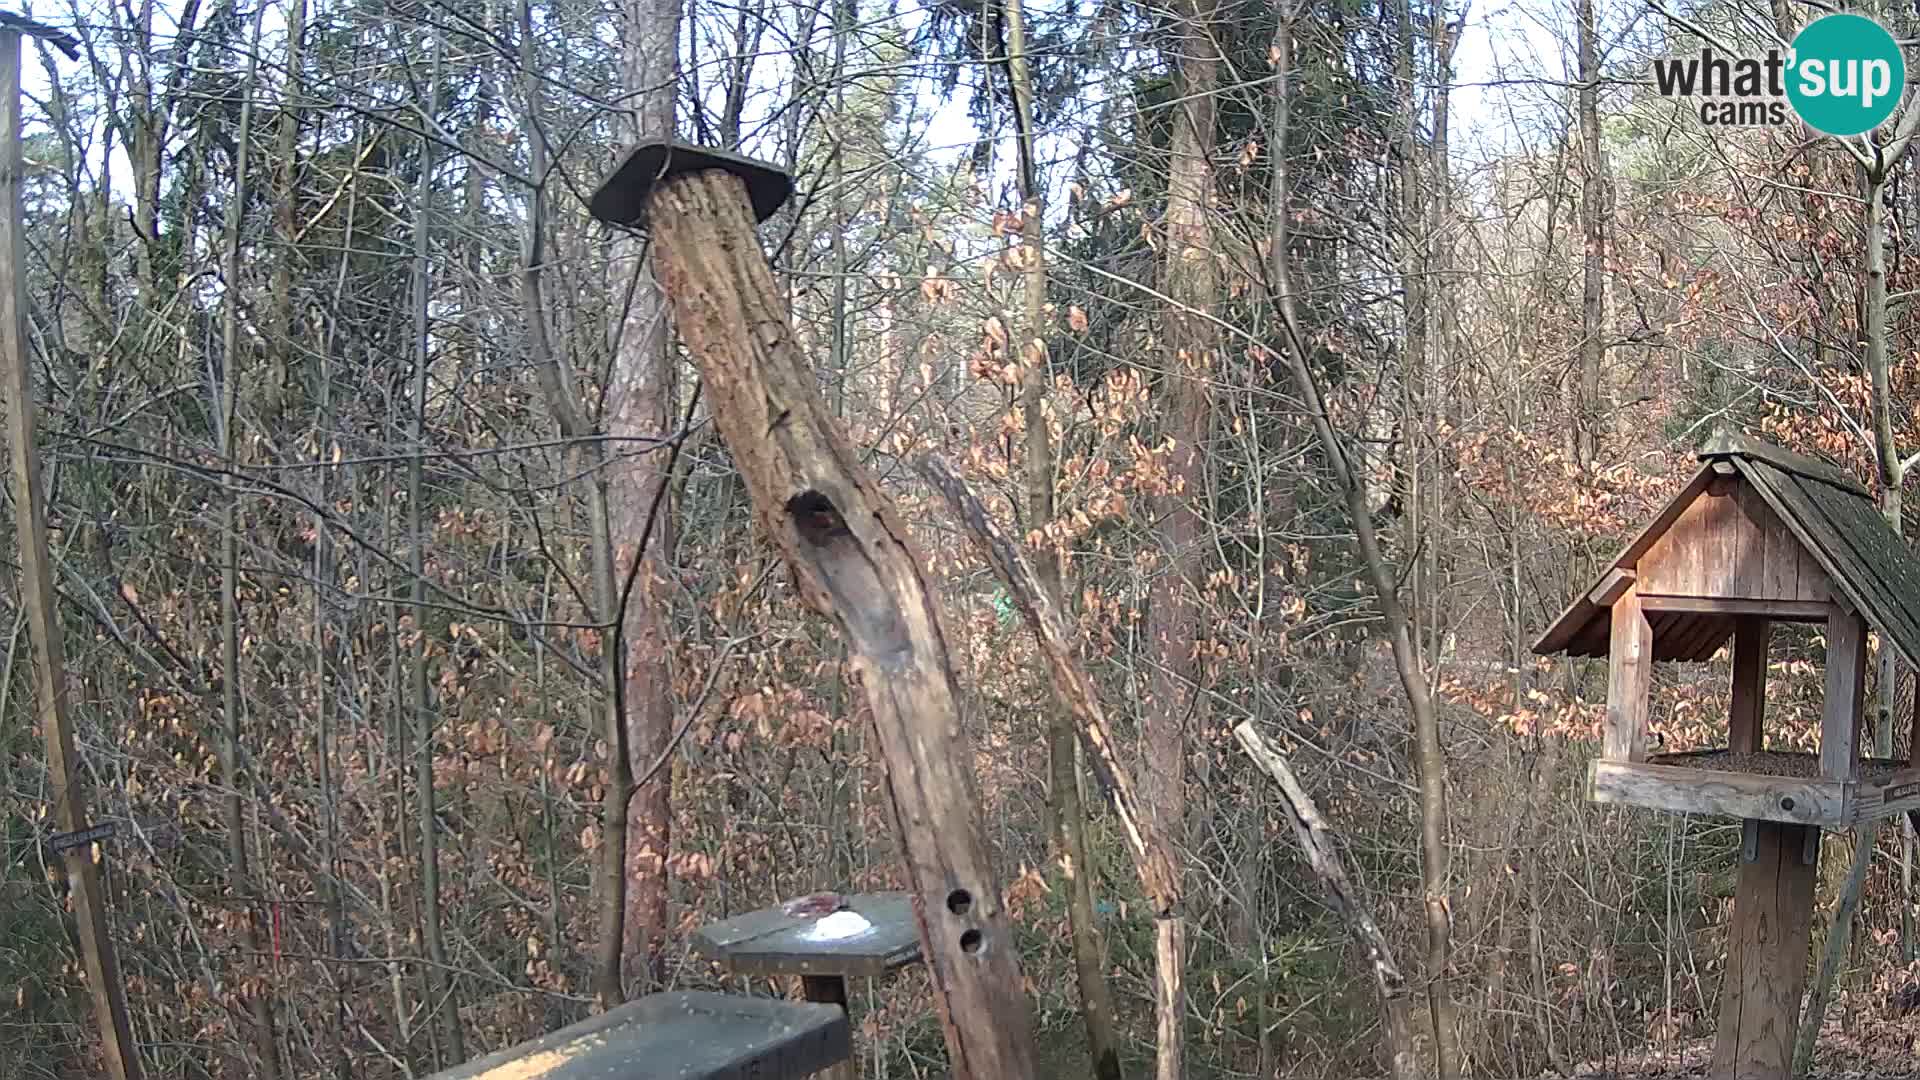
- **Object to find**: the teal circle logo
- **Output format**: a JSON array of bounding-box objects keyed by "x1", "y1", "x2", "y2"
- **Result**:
[{"x1": 1787, "y1": 13, "x2": 1905, "y2": 136}]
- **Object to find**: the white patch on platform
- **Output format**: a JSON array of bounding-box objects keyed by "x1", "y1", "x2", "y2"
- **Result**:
[{"x1": 801, "y1": 910, "x2": 873, "y2": 941}]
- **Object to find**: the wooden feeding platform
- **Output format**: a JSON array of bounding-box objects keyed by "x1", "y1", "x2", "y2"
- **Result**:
[
  {"x1": 693, "y1": 891, "x2": 923, "y2": 983},
  {"x1": 694, "y1": 892, "x2": 924, "y2": 1080},
  {"x1": 1534, "y1": 430, "x2": 1920, "y2": 1080},
  {"x1": 426, "y1": 990, "x2": 850, "y2": 1080}
]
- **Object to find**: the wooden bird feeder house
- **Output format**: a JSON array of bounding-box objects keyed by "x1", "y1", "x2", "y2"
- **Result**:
[{"x1": 1535, "y1": 429, "x2": 1920, "y2": 1078}]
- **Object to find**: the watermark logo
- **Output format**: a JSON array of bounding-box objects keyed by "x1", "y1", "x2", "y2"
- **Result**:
[{"x1": 1652, "y1": 13, "x2": 1905, "y2": 136}]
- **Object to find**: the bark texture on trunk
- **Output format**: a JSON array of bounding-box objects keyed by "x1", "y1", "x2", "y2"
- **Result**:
[
  {"x1": 645, "y1": 167, "x2": 1039, "y2": 1080},
  {"x1": 1574, "y1": 0, "x2": 1607, "y2": 469},
  {"x1": 610, "y1": 0, "x2": 683, "y2": 992},
  {"x1": 1147, "y1": 10, "x2": 1217, "y2": 1072}
]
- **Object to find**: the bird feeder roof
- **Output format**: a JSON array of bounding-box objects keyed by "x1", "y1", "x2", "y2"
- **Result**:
[{"x1": 1533, "y1": 429, "x2": 1920, "y2": 671}]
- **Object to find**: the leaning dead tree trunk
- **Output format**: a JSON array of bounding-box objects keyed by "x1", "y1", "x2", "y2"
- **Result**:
[
  {"x1": 1234, "y1": 721, "x2": 1420, "y2": 1080},
  {"x1": 591, "y1": 144, "x2": 1039, "y2": 1080}
]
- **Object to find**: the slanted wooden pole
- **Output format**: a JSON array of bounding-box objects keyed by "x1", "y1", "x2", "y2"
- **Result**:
[
  {"x1": 609, "y1": 150, "x2": 1038, "y2": 1079},
  {"x1": 1232, "y1": 721, "x2": 1420, "y2": 1080},
  {"x1": 0, "y1": 27, "x2": 142, "y2": 1080},
  {"x1": 919, "y1": 457, "x2": 1187, "y2": 1080}
]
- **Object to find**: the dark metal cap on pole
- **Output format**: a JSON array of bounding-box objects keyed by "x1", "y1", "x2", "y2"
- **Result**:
[
  {"x1": 0, "y1": 13, "x2": 80, "y2": 60},
  {"x1": 588, "y1": 140, "x2": 793, "y2": 229}
]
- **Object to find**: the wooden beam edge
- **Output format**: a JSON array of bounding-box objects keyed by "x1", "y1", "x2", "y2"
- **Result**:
[{"x1": 1588, "y1": 759, "x2": 1849, "y2": 827}]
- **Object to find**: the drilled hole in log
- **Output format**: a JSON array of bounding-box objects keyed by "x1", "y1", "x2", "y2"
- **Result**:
[
  {"x1": 946, "y1": 889, "x2": 972, "y2": 915},
  {"x1": 959, "y1": 929, "x2": 983, "y2": 954}
]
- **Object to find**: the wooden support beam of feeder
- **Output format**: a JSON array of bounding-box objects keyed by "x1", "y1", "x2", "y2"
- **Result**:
[
  {"x1": 590, "y1": 142, "x2": 1038, "y2": 1080},
  {"x1": 1729, "y1": 618, "x2": 1769, "y2": 754},
  {"x1": 1586, "y1": 567, "x2": 1634, "y2": 608},
  {"x1": 1909, "y1": 684, "x2": 1920, "y2": 770},
  {"x1": 1605, "y1": 587, "x2": 1653, "y2": 762},
  {"x1": 1823, "y1": 609, "x2": 1868, "y2": 781},
  {"x1": 1712, "y1": 821, "x2": 1819, "y2": 1079}
]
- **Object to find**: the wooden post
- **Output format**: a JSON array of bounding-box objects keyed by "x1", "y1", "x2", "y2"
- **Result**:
[
  {"x1": 1822, "y1": 611, "x2": 1868, "y2": 781},
  {"x1": 601, "y1": 146, "x2": 1038, "y2": 1079},
  {"x1": 801, "y1": 976, "x2": 855, "y2": 1080},
  {"x1": 1604, "y1": 587, "x2": 1652, "y2": 762},
  {"x1": 1729, "y1": 617, "x2": 1769, "y2": 754},
  {"x1": 1712, "y1": 821, "x2": 1819, "y2": 1079},
  {"x1": 0, "y1": 27, "x2": 142, "y2": 1080},
  {"x1": 1713, "y1": 616, "x2": 1819, "y2": 1078}
]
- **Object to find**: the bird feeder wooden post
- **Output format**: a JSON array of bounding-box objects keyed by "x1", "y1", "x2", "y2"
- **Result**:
[
  {"x1": 588, "y1": 142, "x2": 1039, "y2": 1080},
  {"x1": 1536, "y1": 430, "x2": 1920, "y2": 1079}
]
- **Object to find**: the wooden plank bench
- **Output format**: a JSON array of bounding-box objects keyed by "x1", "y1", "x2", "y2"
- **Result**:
[{"x1": 427, "y1": 990, "x2": 850, "y2": 1080}]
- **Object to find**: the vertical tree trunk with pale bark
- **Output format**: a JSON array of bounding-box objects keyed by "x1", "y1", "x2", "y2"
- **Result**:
[
  {"x1": 1148, "y1": 6, "x2": 1218, "y2": 1075},
  {"x1": 1574, "y1": 0, "x2": 1607, "y2": 469},
  {"x1": 614, "y1": 0, "x2": 683, "y2": 991},
  {"x1": 1003, "y1": 0, "x2": 1123, "y2": 1074},
  {"x1": 609, "y1": 0, "x2": 683, "y2": 993},
  {"x1": 218, "y1": 12, "x2": 283, "y2": 1075}
]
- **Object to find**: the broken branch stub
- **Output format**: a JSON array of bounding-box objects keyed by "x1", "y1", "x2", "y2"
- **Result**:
[
  {"x1": 633, "y1": 160, "x2": 1038, "y2": 1080},
  {"x1": 1232, "y1": 721, "x2": 1419, "y2": 1080}
]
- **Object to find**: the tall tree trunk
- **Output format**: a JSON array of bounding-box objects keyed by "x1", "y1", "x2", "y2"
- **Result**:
[
  {"x1": 1422, "y1": 11, "x2": 1459, "y2": 666},
  {"x1": 1796, "y1": 132, "x2": 1919, "y2": 1072},
  {"x1": 1268, "y1": 13, "x2": 1457, "y2": 1074},
  {"x1": 1574, "y1": 0, "x2": 1606, "y2": 469},
  {"x1": 512, "y1": 0, "x2": 622, "y2": 1011},
  {"x1": 1394, "y1": 0, "x2": 1428, "y2": 665},
  {"x1": 1004, "y1": 0, "x2": 1122, "y2": 1074},
  {"x1": 1271, "y1": 7, "x2": 1425, "y2": 1072},
  {"x1": 1, "y1": 28, "x2": 144, "y2": 1080},
  {"x1": 1149, "y1": 4, "x2": 1219, "y2": 1075},
  {"x1": 408, "y1": 32, "x2": 462, "y2": 1065},
  {"x1": 609, "y1": 0, "x2": 683, "y2": 994},
  {"x1": 218, "y1": 11, "x2": 283, "y2": 1076},
  {"x1": 266, "y1": 0, "x2": 306, "y2": 432}
]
